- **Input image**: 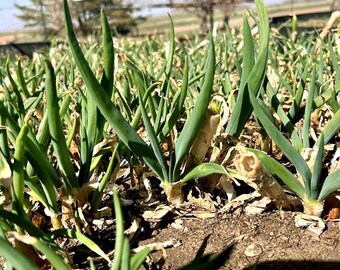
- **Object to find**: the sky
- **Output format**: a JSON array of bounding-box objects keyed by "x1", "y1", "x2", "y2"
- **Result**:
[
  {"x1": 0, "y1": 0, "x2": 287, "y2": 34},
  {"x1": 0, "y1": 0, "x2": 31, "y2": 33}
]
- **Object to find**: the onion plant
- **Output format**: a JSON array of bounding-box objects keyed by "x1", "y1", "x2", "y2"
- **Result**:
[
  {"x1": 0, "y1": 117, "x2": 110, "y2": 268},
  {"x1": 247, "y1": 74, "x2": 340, "y2": 216},
  {"x1": 0, "y1": 9, "x2": 122, "y2": 268},
  {"x1": 267, "y1": 33, "x2": 340, "y2": 150},
  {"x1": 225, "y1": 0, "x2": 270, "y2": 138},
  {"x1": 109, "y1": 191, "x2": 151, "y2": 270},
  {"x1": 0, "y1": 0, "x2": 338, "y2": 267},
  {"x1": 63, "y1": 0, "x2": 230, "y2": 203}
]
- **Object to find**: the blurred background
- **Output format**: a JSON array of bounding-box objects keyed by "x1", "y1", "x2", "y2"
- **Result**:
[{"x1": 0, "y1": 0, "x2": 338, "y2": 45}]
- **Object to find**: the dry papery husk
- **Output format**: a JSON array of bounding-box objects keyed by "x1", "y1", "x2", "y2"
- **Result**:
[
  {"x1": 162, "y1": 181, "x2": 185, "y2": 205},
  {"x1": 10, "y1": 234, "x2": 47, "y2": 267},
  {"x1": 219, "y1": 174, "x2": 236, "y2": 203},
  {"x1": 187, "y1": 99, "x2": 231, "y2": 193},
  {"x1": 234, "y1": 150, "x2": 292, "y2": 210},
  {"x1": 315, "y1": 10, "x2": 340, "y2": 52},
  {"x1": 200, "y1": 141, "x2": 239, "y2": 193},
  {"x1": 186, "y1": 108, "x2": 221, "y2": 169},
  {"x1": 300, "y1": 144, "x2": 334, "y2": 175},
  {"x1": 220, "y1": 191, "x2": 261, "y2": 214},
  {"x1": 53, "y1": 183, "x2": 98, "y2": 231},
  {"x1": 0, "y1": 153, "x2": 12, "y2": 205},
  {"x1": 330, "y1": 148, "x2": 340, "y2": 174},
  {"x1": 294, "y1": 213, "x2": 326, "y2": 236},
  {"x1": 187, "y1": 187, "x2": 217, "y2": 213}
]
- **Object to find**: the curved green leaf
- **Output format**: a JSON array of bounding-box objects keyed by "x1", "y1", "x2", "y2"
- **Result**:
[
  {"x1": 244, "y1": 148, "x2": 305, "y2": 198},
  {"x1": 20, "y1": 234, "x2": 69, "y2": 270},
  {"x1": 225, "y1": 0, "x2": 269, "y2": 137},
  {"x1": 63, "y1": 0, "x2": 163, "y2": 179},
  {"x1": 110, "y1": 191, "x2": 125, "y2": 269},
  {"x1": 310, "y1": 133, "x2": 324, "y2": 199},
  {"x1": 12, "y1": 116, "x2": 29, "y2": 218},
  {"x1": 121, "y1": 238, "x2": 131, "y2": 270},
  {"x1": 0, "y1": 237, "x2": 40, "y2": 270},
  {"x1": 0, "y1": 103, "x2": 61, "y2": 189},
  {"x1": 45, "y1": 60, "x2": 79, "y2": 189},
  {"x1": 17, "y1": 58, "x2": 30, "y2": 98},
  {"x1": 315, "y1": 109, "x2": 340, "y2": 146},
  {"x1": 130, "y1": 248, "x2": 151, "y2": 270},
  {"x1": 138, "y1": 82, "x2": 167, "y2": 180},
  {"x1": 174, "y1": 35, "x2": 215, "y2": 181},
  {"x1": 302, "y1": 66, "x2": 316, "y2": 148},
  {"x1": 0, "y1": 209, "x2": 49, "y2": 241},
  {"x1": 318, "y1": 169, "x2": 340, "y2": 201},
  {"x1": 154, "y1": 15, "x2": 175, "y2": 134},
  {"x1": 92, "y1": 144, "x2": 119, "y2": 211},
  {"x1": 160, "y1": 56, "x2": 189, "y2": 140},
  {"x1": 248, "y1": 86, "x2": 312, "y2": 197},
  {"x1": 48, "y1": 229, "x2": 110, "y2": 263},
  {"x1": 181, "y1": 163, "x2": 227, "y2": 183}
]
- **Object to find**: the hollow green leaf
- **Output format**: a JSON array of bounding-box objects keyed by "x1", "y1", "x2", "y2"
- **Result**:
[
  {"x1": 0, "y1": 103, "x2": 60, "y2": 211},
  {"x1": 63, "y1": 0, "x2": 163, "y2": 179},
  {"x1": 244, "y1": 148, "x2": 305, "y2": 198},
  {"x1": 318, "y1": 169, "x2": 340, "y2": 201},
  {"x1": 121, "y1": 238, "x2": 131, "y2": 270},
  {"x1": 288, "y1": 77, "x2": 305, "y2": 120},
  {"x1": 6, "y1": 60, "x2": 25, "y2": 115},
  {"x1": 225, "y1": 0, "x2": 269, "y2": 137},
  {"x1": 181, "y1": 163, "x2": 227, "y2": 183},
  {"x1": 0, "y1": 209, "x2": 49, "y2": 241},
  {"x1": 154, "y1": 15, "x2": 175, "y2": 134},
  {"x1": 100, "y1": 9, "x2": 114, "y2": 98},
  {"x1": 248, "y1": 86, "x2": 312, "y2": 196},
  {"x1": 160, "y1": 56, "x2": 189, "y2": 140},
  {"x1": 17, "y1": 59, "x2": 30, "y2": 98},
  {"x1": 0, "y1": 149, "x2": 10, "y2": 180},
  {"x1": 315, "y1": 109, "x2": 340, "y2": 146},
  {"x1": 310, "y1": 133, "x2": 324, "y2": 200},
  {"x1": 302, "y1": 66, "x2": 316, "y2": 148},
  {"x1": 266, "y1": 84, "x2": 302, "y2": 152},
  {"x1": 48, "y1": 229, "x2": 110, "y2": 263},
  {"x1": 239, "y1": 14, "x2": 255, "y2": 92},
  {"x1": 23, "y1": 90, "x2": 43, "y2": 112},
  {"x1": 174, "y1": 35, "x2": 215, "y2": 182},
  {"x1": 92, "y1": 144, "x2": 119, "y2": 211},
  {"x1": 110, "y1": 191, "x2": 125, "y2": 270},
  {"x1": 138, "y1": 82, "x2": 167, "y2": 180},
  {"x1": 45, "y1": 60, "x2": 78, "y2": 189},
  {"x1": 312, "y1": 87, "x2": 340, "y2": 109},
  {"x1": 130, "y1": 248, "x2": 151, "y2": 270},
  {"x1": 0, "y1": 237, "x2": 40, "y2": 270},
  {"x1": 0, "y1": 115, "x2": 10, "y2": 162},
  {"x1": 36, "y1": 95, "x2": 71, "y2": 152},
  {"x1": 12, "y1": 116, "x2": 29, "y2": 218},
  {"x1": 24, "y1": 175, "x2": 50, "y2": 210}
]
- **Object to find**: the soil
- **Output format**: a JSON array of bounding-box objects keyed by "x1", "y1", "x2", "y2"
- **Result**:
[
  {"x1": 69, "y1": 185, "x2": 340, "y2": 270},
  {"x1": 138, "y1": 211, "x2": 340, "y2": 270}
]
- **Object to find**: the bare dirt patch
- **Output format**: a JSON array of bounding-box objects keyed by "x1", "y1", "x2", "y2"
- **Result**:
[{"x1": 138, "y1": 211, "x2": 340, "y2": 269}]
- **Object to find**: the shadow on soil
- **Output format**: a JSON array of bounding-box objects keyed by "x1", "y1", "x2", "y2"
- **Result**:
[{"x1": 245, "y1": 260, "x2": 340, "y2": 270}]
